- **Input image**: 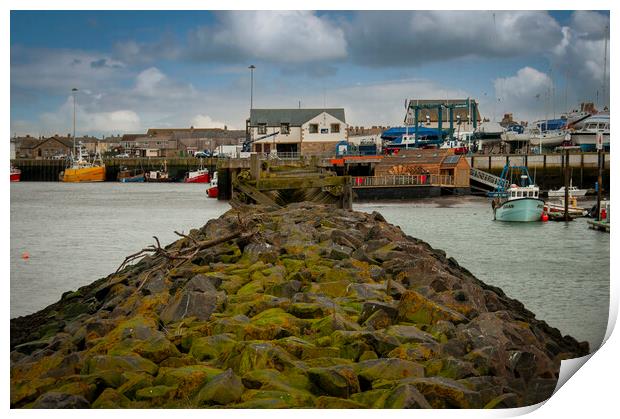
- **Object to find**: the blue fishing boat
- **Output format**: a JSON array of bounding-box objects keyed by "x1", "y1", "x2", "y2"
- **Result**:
[
  {"x1": 489, "y1": 165, "x2": 544, "y2": 222},
  {"x1": 381, "y1": 126, "x2": 448, "y2": 149},
  {"x1": 118, "y1": 167, "x2": 145, "y2": 183}
]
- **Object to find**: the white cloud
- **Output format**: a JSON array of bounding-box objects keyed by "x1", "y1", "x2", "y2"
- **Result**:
[
  {"x1": 11, "y1": 47, "x2": 127, "y2": 93},
  {"x1": 190, "y1": 114, "x2": 230, "y2": 129},
  {"x1": 570, "y1": 11, "x2": 609, "y2": 40},
  {"x1": 493, "y1": 67, "x2": 553, "y2": 122},
  {"x1": 552, "y1": 12, "x2": 609, "y2": 107},
  {"x1": 134, "y1": 67, "x2": 168, "y2": 96},
  {"x1": 35, "y1": 96, "x2": 141, "y2": 136},
  {"x1": 188, "y1": 11, "x2": 347, "y2": 63}
]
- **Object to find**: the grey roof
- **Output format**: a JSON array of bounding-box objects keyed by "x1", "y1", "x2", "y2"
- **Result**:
[
  {"x1": 249, "y1": 108, "x2": 346, "y2": 126},
  {"x1": 171, "y1": 129, "x2": 245, "y2": 140}
]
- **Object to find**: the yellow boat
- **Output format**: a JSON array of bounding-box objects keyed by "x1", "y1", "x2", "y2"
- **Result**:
[{"x1": 60, "y1": 162, "x2": 106, "y2": 182}]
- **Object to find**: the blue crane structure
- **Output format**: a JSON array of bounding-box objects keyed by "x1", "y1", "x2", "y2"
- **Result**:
[{"x1": 404, "y1": 98, "x2": 479, "y2": 143}]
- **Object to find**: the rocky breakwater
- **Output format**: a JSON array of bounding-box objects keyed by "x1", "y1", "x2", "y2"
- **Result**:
[{"x1": 10, "y1": 203, "x2": 588, "y2": 408}]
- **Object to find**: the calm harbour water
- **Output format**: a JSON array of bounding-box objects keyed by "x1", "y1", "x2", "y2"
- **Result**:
[{"x1": 10, "y1": 183, "x2": 609, "y2": 350}]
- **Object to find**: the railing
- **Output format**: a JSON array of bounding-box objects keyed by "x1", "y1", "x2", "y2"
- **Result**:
[
  {"x1": 352, "y1": 174, "x2": 454, "y2": 188},
  {"x1": 470, "y1": 167, "x2": 508, "y2": 188}
]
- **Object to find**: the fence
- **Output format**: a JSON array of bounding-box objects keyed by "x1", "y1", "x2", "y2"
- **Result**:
[{"x1": 351, "y1": 174, "x2": 454, "y2": 188}]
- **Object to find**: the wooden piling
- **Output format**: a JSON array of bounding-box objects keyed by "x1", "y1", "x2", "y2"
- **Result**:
[{"x1": 564, "y1": 149, "x2": 570, "y2": 221}]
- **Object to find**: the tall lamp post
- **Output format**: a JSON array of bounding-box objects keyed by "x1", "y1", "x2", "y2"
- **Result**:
[
  {"x1": 247, "y1": 65, "x2": 256, "y2": 150},
  {"x1": 249, "y1": 65, "x2": 256, "y2": 110},
  {"x1": 72, "y1": 87, "x2": 78, "y2": 159}
]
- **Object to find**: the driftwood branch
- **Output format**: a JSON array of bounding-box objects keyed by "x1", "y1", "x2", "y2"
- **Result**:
[{"x1": 113, "y1": 229, "x2": 255, "y2": 279}]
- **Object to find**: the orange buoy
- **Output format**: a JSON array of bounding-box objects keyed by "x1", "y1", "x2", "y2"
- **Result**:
[
  {"x1": 21, "y1": 251, "x2": 30, "y2": 260},
  {"x1": 541, "y1": 213, "x2": 549, "y2": 222}
]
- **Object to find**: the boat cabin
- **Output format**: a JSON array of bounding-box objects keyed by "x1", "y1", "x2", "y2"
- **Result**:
[
  {"x1": 583, "y1": 121, "x2": 610, "y2": 132},
  {"x1": 508, "y1": 185, "x2": 539, "y2": 200}
]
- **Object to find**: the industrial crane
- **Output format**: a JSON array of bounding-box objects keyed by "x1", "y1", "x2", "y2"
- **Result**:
[{"x1": 242, "y1": 131, "x2": 280, "y2": 152}]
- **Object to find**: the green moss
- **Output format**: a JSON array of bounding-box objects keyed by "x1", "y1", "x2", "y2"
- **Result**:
[
  {"x1": 190, "y1": 334, "x2": 237, "y2": 362},
  {"x1": 117, "y1": 372, "x2": 154, "y2": 399},
  {"x1": 351, "y1": 389, "x2": 390, "y2": 408},
  {"x1": 281, "y1": 258, "x2": 306, "y2": 274},
  {"x1": 92, "y1": 388, "x2": 131, "y2": 408},
  {"x1": 135, "y1": 385, "x2": 177, "y2": 405},
  {"x1": 315, "y1": 395, "x2": 366, "y2": 408},
  {"x1": 236, "y1": 280, "x2": 264, "y2": 296},
  {"x1": 133, "y1": 336, "x2": 181, "y2": 364},
  {"x1": 153, "y1": 365, "x2": 223, "y2": 400}
]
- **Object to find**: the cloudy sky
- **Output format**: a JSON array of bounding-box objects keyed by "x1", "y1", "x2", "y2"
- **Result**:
[{"x1": 10, "y1": 10, "x2": 610, "y2": 137}]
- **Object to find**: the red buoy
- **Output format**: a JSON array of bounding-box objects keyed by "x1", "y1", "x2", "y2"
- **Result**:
[
  {"x1": 21, "y1": 251, "x2": 30, "y2": 260},
  {"x1": 541, "y1": 213, "x2": 549, "y2": 222}
]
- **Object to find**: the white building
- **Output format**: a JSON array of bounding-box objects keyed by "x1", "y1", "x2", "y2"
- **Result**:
[{"x1": 247, "y1": 108, "x2": 348, "y2": 154}]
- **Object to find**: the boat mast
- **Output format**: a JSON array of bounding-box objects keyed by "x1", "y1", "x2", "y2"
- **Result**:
[
  {"x1": 72, "y1": 88, "x2": 78, "y2": 161},
  {"x1": 602, "y1": 25, "x2": 608, "y2": 109}
]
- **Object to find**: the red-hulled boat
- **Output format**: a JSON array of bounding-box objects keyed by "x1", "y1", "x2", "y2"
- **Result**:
[
  {"x1": 206, "y1": 171, "x2": 218, "y2": 198},
  {"x1": 184, "y1": 168, "x2": 210, "y2": 183},
  {"x1": 10, "y1": 166, "x2": 21, "y2": 182}
]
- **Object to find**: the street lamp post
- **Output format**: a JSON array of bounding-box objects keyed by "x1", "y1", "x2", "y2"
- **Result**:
[
  {"x1": 247, "y1": 65, "x2": 256, "y2": 151},
  {"x1": 72, "y1": 88, "x2": 78, "y2": 159},
  {"x1": 249, "y1": 65, "x2": 256, "y2": 111}
]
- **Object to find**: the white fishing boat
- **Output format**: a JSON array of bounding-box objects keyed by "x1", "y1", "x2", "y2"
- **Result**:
[
  {"x1": 544, "y1": 199, "x2": 588, "y2": 217},
  {"x1": 571, "y1": 114, "x2": 610, "y2": 151},
  {"x1": 489, "y1": 165, "x2": 544, "y2": 222},
  {"x1": 547, "y1": 185, "x2": 588, "y2": 198},
  {"x1": 492, "y1": 184, "x2": 544, "y2": 222}
]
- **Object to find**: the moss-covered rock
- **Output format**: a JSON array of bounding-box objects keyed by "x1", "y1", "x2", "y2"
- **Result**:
[
  {"x1": 92, "y1": 388, "x2": 132, "y2": 408},
  {"x1": 195, "y1": 369, "x2": 244, "y2": 406},
  {"x1": 398, "y1": 290, "x2": 468, "y2": 326},
  {"x1": 153, "y1": 365, "x2": 223, "y2": 399},
  {"x1": 10, "y1": 203, "x2": 590, "y2": 408},
  {"x1": 190, "y1": 334, "x2": 237, "y2": 362},
  {"x1": 135, "y1": 385, "x2": 177, "y2": 405},
  {"x1": 308, "y1": 365, "x2": 360, "y2": 398}
]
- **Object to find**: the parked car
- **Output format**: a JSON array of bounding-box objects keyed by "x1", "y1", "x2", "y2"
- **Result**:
[
  {"x1": 115, "y1": 153, "x2": 130, "y2": 158},
  {"x1": 51, "y1": 154, "x2": 67, "y2": 160},
  {"x1": 194, "y1": 151, "x2": 210, "y2": 158}
]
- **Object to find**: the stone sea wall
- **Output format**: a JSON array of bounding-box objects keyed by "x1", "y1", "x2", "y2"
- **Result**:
[{"x1": 10, "y1": 203, "x2": 588, "y2": 408}]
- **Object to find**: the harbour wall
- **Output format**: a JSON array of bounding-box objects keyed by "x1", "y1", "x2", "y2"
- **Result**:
[{"x1": 11, "y1": 157, "x2": 218, "y2": 182}]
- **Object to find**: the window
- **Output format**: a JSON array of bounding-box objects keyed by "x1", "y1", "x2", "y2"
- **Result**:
[
  {"x1": 331, "y1": 123, "x2": 340, "y2": 133},
  {"x1": 281, "y1": 123, "x2": 290, "y2": 135},
  {"x1": 309, "y1": 124, "x2": 318, "y2": 134},
  {"x1": 258, "y1": 124, "x2": 267, "y2": 135}
]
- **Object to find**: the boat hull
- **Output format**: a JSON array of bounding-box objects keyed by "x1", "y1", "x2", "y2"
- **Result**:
[
  {"x1": 120, "y1": 175, "x2": 145, "y2": 183},
  {"x1": 544, "y1": 202, "x2": 588, "y2": 217},
  {"x1": 10, "y1": 172, "x2": 21, "y2": 182},
  {"x1": 61, "y1": 166, "x2": 106, "y2": 182},
  {"x1": 529, "y1": 133, "x2": 566, "y2": 147},
  {"x1": 547, "y1": 189, "x2": 587, "y2": 198},
  {"x1": 494, "y1": 198, "x2": 544, "y2": 222},
  {"x1": 184, "y1": 173, "x2": 210, "y2": 183},
  {"x1": 207, "y1": 186, "x2": 218, "y2": 198},
  {"x1": 572, "y1": 132, "x2": 610, "y2": 151}
]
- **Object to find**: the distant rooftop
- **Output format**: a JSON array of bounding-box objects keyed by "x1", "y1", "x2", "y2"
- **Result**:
[{"x1": 249, "y1": 108, "x2": 346, "y2": 126}]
